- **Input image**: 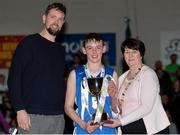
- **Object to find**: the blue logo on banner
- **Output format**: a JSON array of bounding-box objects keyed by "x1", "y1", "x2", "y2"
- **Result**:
[{"x1": 56, "y1": 33, "x2": 116, "y2": 67}]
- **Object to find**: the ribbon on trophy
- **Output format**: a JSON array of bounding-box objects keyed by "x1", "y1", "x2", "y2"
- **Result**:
[
  {"x1": 80, "y1": 77, "x2": 90, "y2": 120},
  {"x1": 93, "y1": 75, "x2": 117, "y2": 123},
  {"x1": 93, "y1": 75, "x2": 109, "y2": 123},
  {"x1": 80, "y1": 64, "x2": 106, "y2": 122},
  {"x1": 80, "y1": 64, "x2": 116, "y2": 124},
  {"x1": 81, "y1": 76, "x2": 109, "y2": 123}
]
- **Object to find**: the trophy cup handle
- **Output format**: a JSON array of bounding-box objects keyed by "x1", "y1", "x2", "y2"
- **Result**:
[{"x1": 106, "y1": 75, "x2": 116, "y2": 84}]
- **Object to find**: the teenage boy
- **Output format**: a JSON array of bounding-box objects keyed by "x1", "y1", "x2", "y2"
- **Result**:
[{"x1": 65, "y1": 33, "x2": 118, "y2": 134}]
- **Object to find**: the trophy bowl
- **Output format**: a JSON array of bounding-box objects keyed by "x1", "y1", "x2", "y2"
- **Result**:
[
  {"x1": 87, "y1": 77, "x2": 103, "y2": 96},
  {"x1": 87, "y1": 77, "x2": 108, "y2": 124}
]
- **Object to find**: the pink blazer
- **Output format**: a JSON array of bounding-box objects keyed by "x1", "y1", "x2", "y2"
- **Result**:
[{"x1": 118, "y1": 65, "x2": 170, "y2": 134}]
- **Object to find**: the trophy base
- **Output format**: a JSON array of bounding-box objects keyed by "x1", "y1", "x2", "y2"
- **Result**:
[
  {"x1": 90, "y1": 122, "x2": 100, "y2": 126},
  {"x1": 90, "y1": 120, "x2": 113, "y2": 126},
  {"x1": 102, "y1": 119, "x2": 114, "y2": 124},
  {"x1": 91, "y1": 112, "x2": 113, "y2": 125}
]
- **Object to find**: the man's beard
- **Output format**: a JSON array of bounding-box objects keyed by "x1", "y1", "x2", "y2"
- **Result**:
[{"x1": 47, "y1": 27, "x2": 60, "y2": 36}]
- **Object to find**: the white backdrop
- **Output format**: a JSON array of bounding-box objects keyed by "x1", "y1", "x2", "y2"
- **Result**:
[{"x1": 161, "y1": 32, "x2": 180, "y2": 66}]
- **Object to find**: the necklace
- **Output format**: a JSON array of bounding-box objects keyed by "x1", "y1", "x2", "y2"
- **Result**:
[
  {"x1": 127, "y1": 67, "x2": 141, "y2": 80},
  {"x1": 118, "y1": 67, "x2": 142, "y2": 114},
  {"x1": 84, "y1": 64, "x2": 105, "y2": 78}
]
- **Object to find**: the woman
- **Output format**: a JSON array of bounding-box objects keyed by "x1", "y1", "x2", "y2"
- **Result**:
[{"x1": 105, "y1": 38, "x2": 170, "y2": 134}]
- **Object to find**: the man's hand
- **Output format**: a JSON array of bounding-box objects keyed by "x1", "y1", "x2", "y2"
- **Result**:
[{"x1": 17, "y1": 110, "x2": 31, "y2": 131}]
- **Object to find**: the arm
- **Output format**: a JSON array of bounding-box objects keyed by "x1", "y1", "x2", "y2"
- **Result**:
[
  {"x1": 8, "y1": 38, "x2": 33, "y2": 111},
  {"x1": 8, "y1": 43, "x2": 25, "y2": 111},
  {"x1": 65, "y1": 70, "x2": 85, "y2": 128},
  {"x1": 8, "y1": 39, "x2": 31, "y2": 130},
  {"x1": 108, "y1": 71, "x2": 119, "y2": 113},
  {"x1": 64, "y1": 70, "x2": 99, "y2": 133}
]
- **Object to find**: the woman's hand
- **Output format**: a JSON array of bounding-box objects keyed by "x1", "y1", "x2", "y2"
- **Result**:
[
  {"x1": 103, "y1": 119, "x2": 121, "y2": 128},
  {"x1": 108, "y1": 80, "x2": 117, "y2": 98},
  {"x1": 84, "y1": 120, "x2": 100, "y2": 133},
  {"x1": 108, "y1": 81, "x2": 119, "y2": 113}
]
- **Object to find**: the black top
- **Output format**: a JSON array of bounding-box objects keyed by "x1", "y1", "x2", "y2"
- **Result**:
[{"x1": 8, "y1": 33, "x2": 66, "y2": 115}]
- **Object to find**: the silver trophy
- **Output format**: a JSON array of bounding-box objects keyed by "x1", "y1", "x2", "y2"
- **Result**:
[{"x1": 87, "y1": 77, "x2": 108, "y2": 125}]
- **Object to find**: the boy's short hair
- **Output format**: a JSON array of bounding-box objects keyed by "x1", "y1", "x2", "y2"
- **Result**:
[{"x1": 83, "y1": 33, "x2": 104, "y2": 47}]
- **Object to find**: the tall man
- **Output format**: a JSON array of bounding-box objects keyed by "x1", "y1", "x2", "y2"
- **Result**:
[{"x1": 8, "y1": 2, "x2": 66, "y2": 134}]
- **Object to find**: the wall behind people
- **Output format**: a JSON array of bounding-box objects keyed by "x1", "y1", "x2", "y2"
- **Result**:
[{"x1": 0, "y1": 0, "x2": 180, "y2": 75}]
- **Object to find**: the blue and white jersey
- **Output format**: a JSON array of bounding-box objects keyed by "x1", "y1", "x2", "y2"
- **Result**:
[{"x1": 74, "y1": 65, "x2": 117, "y2": 134}]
